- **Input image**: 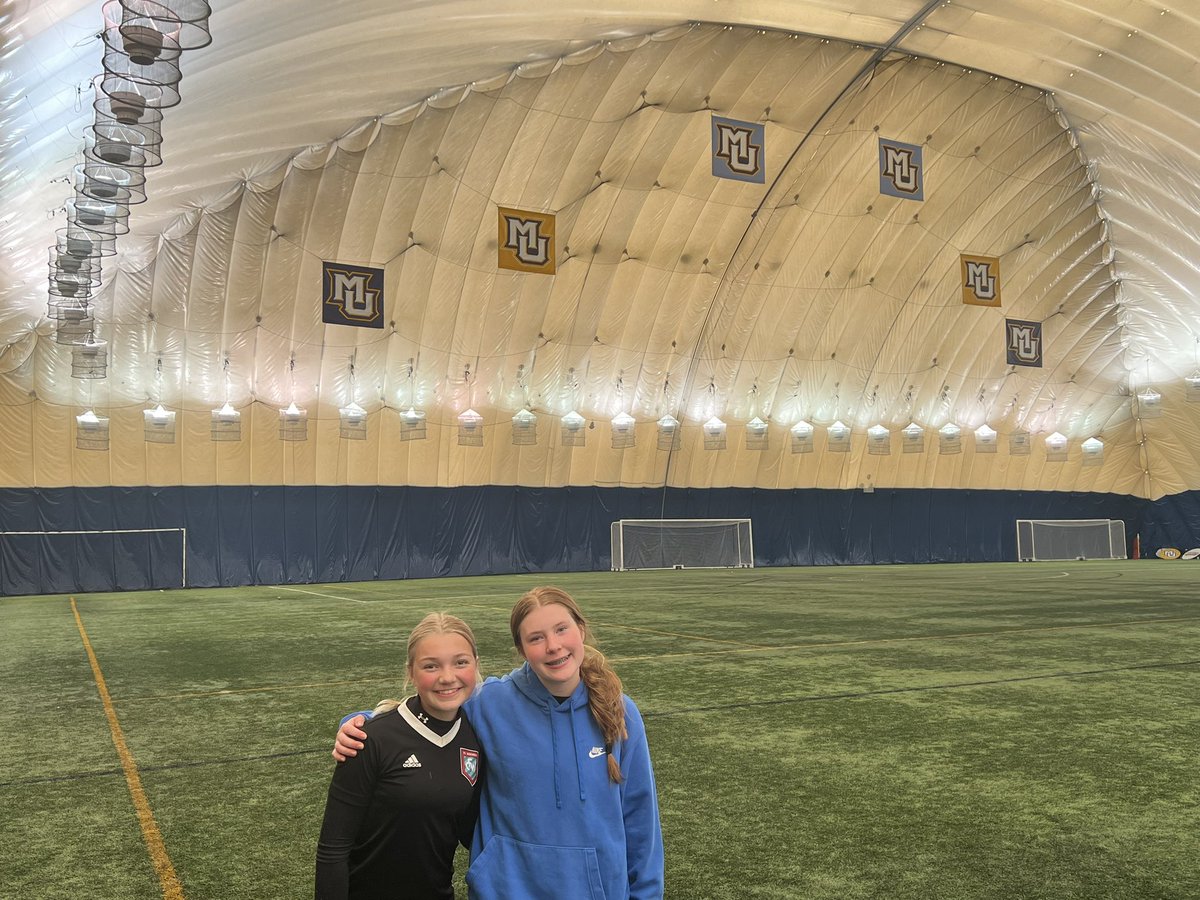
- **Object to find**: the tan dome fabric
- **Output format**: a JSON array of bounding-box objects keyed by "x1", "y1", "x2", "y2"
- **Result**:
[{"x1": 2, "y1": 3, "x2": 1197, "y2": 499}]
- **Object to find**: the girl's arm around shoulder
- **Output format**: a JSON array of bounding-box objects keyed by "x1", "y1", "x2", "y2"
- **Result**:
[{"x1": 618, "y1": 695, "x2": 664, "y2": 899}]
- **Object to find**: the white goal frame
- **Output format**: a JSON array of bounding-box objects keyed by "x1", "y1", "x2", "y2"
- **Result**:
[
  {"x1": 610, "y1": 518, "x2": 754, "y2": 571},
  {"x1": 1015, "y1": 519, "x2": 1126, "y2": 562},
  {"x1": 0, "y1": 528, "x2": 188, "y2": 588}
]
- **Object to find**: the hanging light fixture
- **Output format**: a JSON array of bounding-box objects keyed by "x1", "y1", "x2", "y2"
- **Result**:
[
  {"x1": 703, "y1": 416, "x2": 726, "y2": 450},
  {"x1": 656, "y1": 413, "x2": 679, "y2": 451},
  {"x1": 400, "y1": 406, "x2": 427, "y2": 441},
  {"x1": 278, "y1": 400, "x2": 307, "y2": 442},
  {"x1": 71, "y1": 337, "x2": 109, "y2": 379},
  {"x1": 339, "y1": 401, "x2": 368, "y2": 440},
  {"x1": 790, "y1": 419, "x2": 814, "y2": 454},
  {"x1": 143, "y1": 403, "x2": 176, "y2": 443},
  {"x1": 867, "y1": 424, "x2": 890, "y2": 455},
  {"x1": 1045, "y1": 431, "x2": 1068, "y2": 461},
  {"x1": 938, "y1": 422, "x2": 962, "y2": 455},
  {"x1": 745, "y1": 416, "x2": 769, "y2": 451},
  {"x1": 611, "y1": 411, "x2": 635, "y2": 449},
  {"x1": 511, "y1": 408, "x2": 537, "y2": 446},
  {"x1": 974, "y1": 423, "x2": 997, "y2": 453},
  {"x1": 457, "y1": 408, "x2": 483, "y2": 446},
  {"x1": 827, "y1": 420, "x2": 851, "y2": 452},
  {"x1": 901, "y1": 422, "x2": 924, "y2": 453},
  {"x1": 1137, "y1": 387, "x2": 1162, "y2": 418},
  {"x1": 76, "y1": 408, "x2": 111, "y2": 451},
  {"x1": 560, "y1": 410, "x2": 585, "y2": 447},
  {"x1": 53, "y1": 304, "x2": 96, "y2": 346}
]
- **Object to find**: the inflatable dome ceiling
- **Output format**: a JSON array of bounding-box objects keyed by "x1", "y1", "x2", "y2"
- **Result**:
[{"x1": 1, "y1": 0, "x2": 1198, "y2": 498}]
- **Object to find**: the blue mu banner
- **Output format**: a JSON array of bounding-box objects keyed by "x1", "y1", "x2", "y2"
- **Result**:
[
  {"x1": 712, "y1": 116, "x2": 765, "y2": 183},
  {"x1": 878, "y1": 138, "x2": 923, "y2": 201},
  {"x1": 1006, "y1": 318, "x2": 1043, "y2": 367},
  {"x1": 322, "y1": 262, "x2": 384, "y2": 328}
]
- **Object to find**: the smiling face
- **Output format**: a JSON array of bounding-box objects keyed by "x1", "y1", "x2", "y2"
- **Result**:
[
  {"x1": 407, "y1": 632, "x2": 478, "y2": 721},
  {"x1": 516, "y1": 601, "x2": 587, "y2": 696}
]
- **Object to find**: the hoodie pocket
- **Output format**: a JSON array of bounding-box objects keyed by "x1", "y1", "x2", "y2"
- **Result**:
[{"x1": 466, "y1": 834, "x2": 607, "y2": 900}]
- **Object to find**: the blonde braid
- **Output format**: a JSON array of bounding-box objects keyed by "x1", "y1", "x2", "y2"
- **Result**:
[{"x1": 580, "y1": 645, "x2": 628, "y2": 782}]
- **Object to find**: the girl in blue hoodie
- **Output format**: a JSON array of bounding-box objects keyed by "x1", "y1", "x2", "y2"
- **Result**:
[{"x1": 335, "y1": 586, "x2": 664, "y2": 899}]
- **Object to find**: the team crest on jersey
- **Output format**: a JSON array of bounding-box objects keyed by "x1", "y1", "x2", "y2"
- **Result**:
[
  {"x1": 878, "y1": 138, "x2": 923, "y2": 201},
  {"x1": 711, "y1": 116, "x2": 765, "y2": 184},
  {"x1": 460, "y1": 748, "x2": 479, "y2": 785},
  {"x1": 960, "y1": 254, "x2": 1001, "y2": 307},
  {"x1": 1005, "y1": 318, "x2": 1043, "y2": 367},
  {"x1": 498, "y1": 207, "x2": 556, "y2": 274},
  {"x1": 322, "y1": 262, "x2": 384, "y2": 328}
]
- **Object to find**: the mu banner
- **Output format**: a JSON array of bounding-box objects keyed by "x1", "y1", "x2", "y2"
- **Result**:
[
  {"x1": 711, "y1": 116, "x2": 765, "y2": 184},
  {"x1": 960, "y1": 254, "x2": 1001, "y2": 307},
  {"x1": 1005, "y1": 318, "x2": 1043, "y2": 367},
  {"x1": 498, "y1": 207, "x2": 556, "y2": 274},
  {"x1": 878, "y1": 138, "x2": 923, "y2": 201},
  {"x1": 322, "y1": 261, "x2": 384, "y2": 328}
]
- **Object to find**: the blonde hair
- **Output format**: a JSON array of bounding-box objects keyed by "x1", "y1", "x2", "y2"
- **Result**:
[
  {"x1": 510, "y1": 586, "x2": 628, "y2": 783},
  {"x1": 373, "y1": 612, "x2": 481, "y2": 716}
]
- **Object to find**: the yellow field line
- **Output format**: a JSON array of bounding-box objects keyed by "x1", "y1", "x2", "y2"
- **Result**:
[{"x1": 71, "y1": 597, "x2": 185, "y2": 900}]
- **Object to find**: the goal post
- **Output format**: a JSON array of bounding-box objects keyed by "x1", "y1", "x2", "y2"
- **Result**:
[
  {"x1": 0, "y1": 528, "x2": 187, "y2": 594},
  {"x1": 1015, "y1": 519, "x2": 1126, "y2": 562},
  {"x1": 610, "y1": 518, "x2": 754, "y2": 571}
]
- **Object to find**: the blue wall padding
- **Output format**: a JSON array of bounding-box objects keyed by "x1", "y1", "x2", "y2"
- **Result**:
[
  {"x1": 0, "y1": 484, "x2": 1184, "y2": 595},
  {"x1": 1140, "y1": 490, "x2": 1200, "y2": 554}
]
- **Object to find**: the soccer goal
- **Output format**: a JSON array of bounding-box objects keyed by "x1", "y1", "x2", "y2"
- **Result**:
[
  {"x1": 0, "y1": 528, "x2": 187, "y2": 594},
  {"x1": 610, "y1": 518, "x2": 754, "y2": 571},
  {"x1": 1015, "y1": 519, "x2": 1127, "y2": 562}
]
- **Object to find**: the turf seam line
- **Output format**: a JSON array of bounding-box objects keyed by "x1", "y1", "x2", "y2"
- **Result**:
[
  {"x1": 71, "y1": 597, "x2": 186, "y2": 900},
  {"x1": 597, "y1": 621, "x2": 770, "y2": 649},
  {"x1": 97, "y1": 614, "x2": 1200, "y2": 705},
  {"x1": 0, "y1": 748, "x2": 330, "y2": 788},
  {"x1": 615, "y1": 613, "x2": 1200, "y2": 662},
  {"x1": 644, "y1": 657, "x2": 1200, "y2": 718},
  {"x1": 17, "y1": 658, "x2": 1197, "y2": 788}
]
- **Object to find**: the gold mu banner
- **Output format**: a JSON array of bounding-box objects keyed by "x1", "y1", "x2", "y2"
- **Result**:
[
  {"x1": 498, "y1": 207, "x2": 556, "y2": 274},
  {"x1": 960, "y1": 253, "x2": 1001, "y2": 307}
]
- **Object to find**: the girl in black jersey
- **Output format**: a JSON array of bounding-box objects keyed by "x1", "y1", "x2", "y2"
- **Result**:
[{"x1": 315, "y1": 613, "x2": 484, "y2": 900}]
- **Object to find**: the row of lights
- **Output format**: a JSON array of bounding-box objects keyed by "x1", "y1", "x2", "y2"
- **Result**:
[
  {"x1": 75, "y1": 400, "x2": 1113, "y2": 463},
  {"x1": 47, "y1": 1, "x2": 211, "y2": 379},
  {"x1": 77, "y1": 368, "x2": 1200, "y2": 450}
]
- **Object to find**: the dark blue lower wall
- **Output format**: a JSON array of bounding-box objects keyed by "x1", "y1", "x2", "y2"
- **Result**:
[{"x1": 0, "y1": 484, "x2": 1190, "y2": 595}]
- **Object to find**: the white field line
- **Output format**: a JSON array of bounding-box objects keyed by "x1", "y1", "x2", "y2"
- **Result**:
[{"x1": 275, "y1": 586, "x2": 370, "y2": 604}]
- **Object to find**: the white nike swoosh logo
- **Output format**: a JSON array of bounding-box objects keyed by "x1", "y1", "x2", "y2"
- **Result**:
[{"x1": 589, "y1": 747, "x2": 604, "y2": 758}]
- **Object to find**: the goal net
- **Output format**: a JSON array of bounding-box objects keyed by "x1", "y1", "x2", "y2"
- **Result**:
[
  {"x1": 0, "y1": 528, "x2": 187, "y2": 594},
  {"x1": 610, "y1": 518, "x2": 753, "y2": 571},
  {"x1": 1015, "y1": 519, "x2": 1126, "y2": 562}
]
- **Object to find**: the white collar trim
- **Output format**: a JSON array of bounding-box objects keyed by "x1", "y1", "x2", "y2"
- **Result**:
[{"x1": 398, "y1": 698, "x2": 462, "y2": 747}]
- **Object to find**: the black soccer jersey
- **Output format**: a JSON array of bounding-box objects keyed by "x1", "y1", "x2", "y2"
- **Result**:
[{"x1": 315, "y1": 696, "x2": 483, "y2": 900}]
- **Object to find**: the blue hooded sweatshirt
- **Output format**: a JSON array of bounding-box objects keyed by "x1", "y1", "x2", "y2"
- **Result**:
[{"x1": 462, "y1": 664, "x2": 664, "y2": 900}]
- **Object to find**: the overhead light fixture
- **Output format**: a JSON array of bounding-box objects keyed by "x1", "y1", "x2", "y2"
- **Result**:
[
  {"x1": 610, "y1": 412, "x2": 635, "y2": 449},
  {"x1": 457, "y1": 408, "x2": 483, "y2": 446}
]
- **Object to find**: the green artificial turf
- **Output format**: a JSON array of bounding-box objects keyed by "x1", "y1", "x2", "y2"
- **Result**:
[{"x1": 1, "y1": 562, "x2": 1196, "y2": 898}]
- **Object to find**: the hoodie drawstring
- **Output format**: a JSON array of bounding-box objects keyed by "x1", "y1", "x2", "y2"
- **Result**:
[
  {"x1": 548, "y1": 705, "x2": 562, "y2": 809},
  {"x1": 570, "y1": 702, "x2": 585, "y2": 802}
]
